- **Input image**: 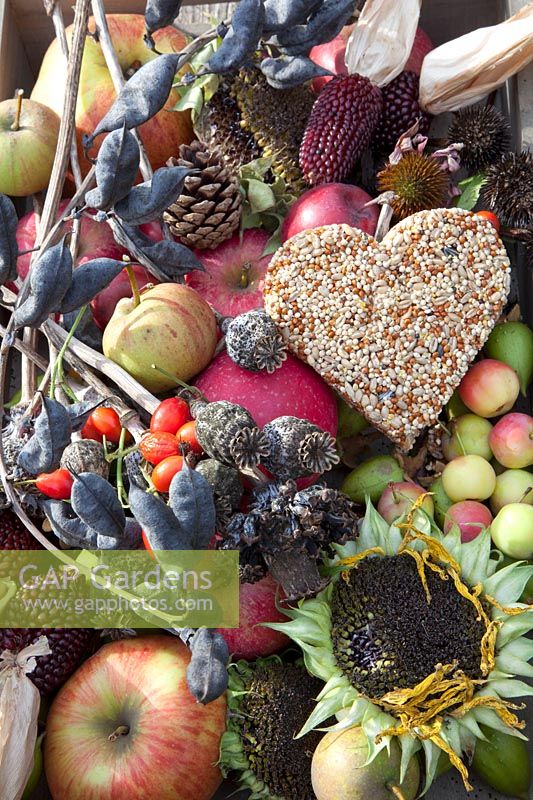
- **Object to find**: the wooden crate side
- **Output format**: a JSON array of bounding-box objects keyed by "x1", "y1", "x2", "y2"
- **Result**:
[{"x1": 0, "y1": 0, "x2": 33, "y2": 99}]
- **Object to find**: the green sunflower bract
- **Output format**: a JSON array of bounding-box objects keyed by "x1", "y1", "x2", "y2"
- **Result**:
[{"x1": 267, "y1": 498, "x2": 533, "y2": 794}]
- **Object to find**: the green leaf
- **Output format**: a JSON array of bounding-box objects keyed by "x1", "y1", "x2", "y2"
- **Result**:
[
  {"x1": 454, "y1": 173, "x2": 487, "y2": 210},
  {"x1": 174, "y1": 85, "x2": 204, "y2": 117},
  {"x1": 239, "y1": 157, "x2": 273, "y2": 181},
  {"x1": 247, "y1": 179, "x2": 276, "y2": 214}
]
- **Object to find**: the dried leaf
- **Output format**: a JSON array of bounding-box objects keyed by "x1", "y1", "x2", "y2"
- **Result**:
[
  {"x1": 393, "y1": 444, "x2": 428, "y2": 480},
  {"x1": 208, "y1": 0, "x2": 265, "y2": 74},
  {"x1": 263, "y1": 0, "x2": 322, "y2": 33},
  {"x1": 13, "y1": 238, "x2": 73, "y2": 328},
  {"x1": 95, "y1": 518, "x2": 143, "y2": 550},
  {"x1": 59, "y1": 259, "x2": 125, "y2": 313},
  {"x1": 128, "y1": 483, "x2": 189, "y2": 550},
  {"x1": 62, "y1": 306, "x2": 103, "y2": 351},
  {"x1": 345, "y1": 0, "x2": 422, "y2": 87},
  {"x1": 168, "y1": 463, "x2": 216, "y2": 549},
  {"x1": 85, "y1": 125, "x2": 140, "y2": 211},
  {"x1": 43, "y1": 499, "x2": 99, "y2": 547},
  {"x1": 186, "y1": 628, "x2": 229, "y2": 704},
  {"x1": 17, "y1": 398, "x2": 72, "y2": 474},
  {"x1": 260, "y1": 55, "x2": 331, "y2": 88},
  {"x1": 273, "y1": 0, "x2": 354, "y2": 55},
  {"x1": 0, "y1": 194, "x2": 18, "y2": 285},
  {"x1": 84, "y1": 54, "x2": 181, "y2": 149},
  {"x1": 114, "y1": 225, "x2": 203, "y2": 278},
  {"x1": 66, "y1": 399, "x2": 103, "y2": 432},
  {"x1": 114, "y1": 166, "x2": 191, "y2": 225},
  {"x1": 71, "y1": 472, "x2": 126, "y2": 539},
  {"x1": 145, "y1": 0, "x2": 183, "y2": 33}
]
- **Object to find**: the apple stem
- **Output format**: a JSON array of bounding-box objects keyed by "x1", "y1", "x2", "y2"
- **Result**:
[
  {"x1": 387, "y1": 784, "x2": 406, "y2": 800},
  {"x1": 518, "y1": 487, "x2": 532, "y2": 504},
  {"x1": 10, "y1": 89, "x2": 23, "y2": 132},
  {"x1": 150, "y1": 364, "x2": 203, "y2": 398},
  {"x1": 108, "y1": 725, "x2": 130, "y2": 742},
  {"x1": 125, "y1": 264, "x2": 141, "y2": 308},
  {"x1": 239, "y1": 263, "x2": 251, "y2": 289}
]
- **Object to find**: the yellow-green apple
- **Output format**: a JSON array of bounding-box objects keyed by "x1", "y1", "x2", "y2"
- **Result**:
[
  {"x1": 281, "y1": 184, "x2": 379, "y2": 242},
  {"x1": 441, "y1": 414, "x2": 493, "y2": 461},
  {"x1": 310, "y1": 25, "x2": 433, "y2": 92},
  {"x1": 91, "y1": 265, "x2": 158, "y2": 329},
  {"x1": 0, "y1": 93, "x2": 60, "y2": 196},
  {"x1": 311, "y1": 726, "x2": 420, "y2": 800},
  {"x1": 441, "y1": 455, "x2": 496, "y2": 502},
  {"x1": 31, "y1": 14, "x2": 193, "y2": 174},
  {"x1": 443, "y1": 500, "x2": 492, "y2": 542},
  {"x1": 44, "y1": 636, "x2": 226, "y2": 800},
  {"x1": 490, "y1": 504, "x2": 533, "y2": 559},
  {"x1": 217, "y1": 574, "x2": 289, "y2": 659},
  {"x1": 459, "y1": 359, "x2": 520, "y2": 418},
  {"x1": 488, "y1": 413, "x2": 533, "y2": 469},
  {"x1": 103, "y1": 283, "x2": 218, "y2": 392},
  {"x1": 187, "y1": 229, "x2": 272, "y2": 316},
  {"x1": 377, "y1": 481, "x2": 434, "y2": 524},
  {"x1": 490, "y1": 469, "x2": 533, "y2": 514}
]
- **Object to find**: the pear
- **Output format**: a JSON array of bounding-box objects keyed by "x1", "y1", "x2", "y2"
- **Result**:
[
  {"x1": 341, "y1": 455, "x2": 403, "y2": 503},
  {"x1": 312, "y1": 726, "x2": 420, "y2": 800},
  {"x1": 485, "y1": 321, "x2": 533, "y2": 396}
]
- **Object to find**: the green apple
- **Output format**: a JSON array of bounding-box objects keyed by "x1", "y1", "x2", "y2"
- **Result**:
[
  {"x1": 490, "y1": 503, "x2": 533, "y2": 559},
  {"x1": 103, "y1": 283, "x2": 218, "y2": 393},
  {"x1": 341, "y1": 455, "x2": 403, "y2": 504},
  {"x1": 441, "y1": 414, "x2": 493, "y2": 461},
  {"x1": 441, "y1": 455, "x2": 496, "y2": 502},
  {"x1": 490, "y1": 469, "x2": 533, "y2": 514},
  {"x1": 0, "y1": 91, "x2": 60, "y2": 196}
]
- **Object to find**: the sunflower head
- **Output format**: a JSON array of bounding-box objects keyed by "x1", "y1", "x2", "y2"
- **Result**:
[
  {"x1": 220, "y1": 657, "x2": 324, "y2": 800},
  {"x1": 268, "y1": 499, "x2": 533, "y2": 794}
]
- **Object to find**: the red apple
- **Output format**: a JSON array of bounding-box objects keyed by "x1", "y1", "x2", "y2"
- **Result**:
[
  {"x1": 218, "y1": 574, "x2": 289, "y2": 659},
  {"x1": 91, "y1": 265, "x2": 159, "y2": 329},
  {"x1": 489, "y1": 413, "x2": 533, "y2": 469},
  {"x1": 186, "y1": 228, "x2": 272, "y2": 317},
  {"x1": 44, "y1": 636, "x2": 225, "y2": 800},
  {"x1": 310, "y1": 25, "x2": 433, "y2": 92},
  {"x1": 281, "y1": 184, "x2": 379, "y2": 242},
  {"x1": 195, "y1": 351, "x2": 338, "y2": 435},
  {"x1": 103, "y1": 284, "x2": 218, "y2": 392},
  {"x1": 16, "y1": 201, "x2": 126, "y2": 282},
  {"x1": 444, "y1": 501, "x2": 493, "y2": 542},
  {"x1": 31, "y1": 15, "x2": 193, "y2": 174},
  {"x1": 459, "y1": 359, "x2": 520, "y2": 418}
]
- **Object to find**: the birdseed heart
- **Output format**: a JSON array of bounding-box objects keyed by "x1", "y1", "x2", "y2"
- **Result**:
[{"x1": 264, "y1": 208, "x2": 511, "y2": 451}]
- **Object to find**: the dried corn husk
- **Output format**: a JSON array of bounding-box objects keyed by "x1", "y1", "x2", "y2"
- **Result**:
[
  {"x1": 345, "y1": 0, "x2": 422, "y2": 87},
  {"x1": 0, "y1": 636, "x2": 51, "y2": 800},
  {"x1": 420, "y1": 3, "x2": 533, "y2": 113}
]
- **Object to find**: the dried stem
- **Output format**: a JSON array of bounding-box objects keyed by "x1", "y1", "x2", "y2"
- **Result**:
[
  {"x1": 0, "y1": 325, "x2": 48, "y2": 372},
  {"x1": 42, "y1": 316, "x2": 159, "y2": 417},
  {"x1": 106, "y1": 217, "x2": 169, "y2": 283}
]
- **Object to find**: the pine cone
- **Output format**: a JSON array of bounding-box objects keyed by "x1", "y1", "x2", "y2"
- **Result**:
[{"x1": 164, "y1": 141, "x2": 242, "y2": 250}]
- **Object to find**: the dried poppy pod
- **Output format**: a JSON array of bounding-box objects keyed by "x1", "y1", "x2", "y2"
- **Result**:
[
  {"x1": 222, "y1": 309, "x2": 288, "y2": 374},
  {"x1": 190, "y1": 398, "x2": 270, "y2": 470},
  {"x1": 261, "y1": 416, "x2": 339, "y2": 479}
]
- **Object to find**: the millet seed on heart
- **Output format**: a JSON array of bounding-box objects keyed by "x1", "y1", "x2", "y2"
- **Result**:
[{"x1": 264, "y1": 208, "x2": 510, "y2": 451}]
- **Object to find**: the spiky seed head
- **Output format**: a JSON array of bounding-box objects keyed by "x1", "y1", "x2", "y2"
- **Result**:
[
  {"x1": 481, "y1": 150, "x2": 533, "y2": 227},
  {"x1": 300, "y1": 74, "x2": 383, "y2": 185},
  {"x1": 377, "y1": 152, "x2": 449, "y2": 219},
  {"x1": 447, "y1": 105, "x2": 511, "y2": 173}
]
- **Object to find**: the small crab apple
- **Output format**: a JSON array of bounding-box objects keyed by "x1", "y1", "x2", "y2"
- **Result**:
[
  {"x1": 490, "y1": 504, "x2": 533, "y2": 559},
  {"x1": 489, "y1": 413, "x2": 533, "y2": 469},
  {"x1": 443, "y1": 501, "x2": 493, "y2": 542},
  {"x1": 280, "y1": 184, "x2": 379, "y2": 242},
  {"x1": 490, "y1": 469, "x2": 533, "y2": 514},
  {"x1": 441, "y1": 455, "x2": 496, "y2": 502},
  {"x1": 459, "y1": 359, "x2": 520, "y2": 418},
  {"x1": 441, "y1": 414, "x2": 493, "y2": 461},
  {"x1": 377, "y1": 481, "x2": 433, "y2": 524}
]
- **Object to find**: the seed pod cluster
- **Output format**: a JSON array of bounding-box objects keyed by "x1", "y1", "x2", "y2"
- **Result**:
[{"x1": 190, "y1": 399, "x2": 270, "y2": 470}]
